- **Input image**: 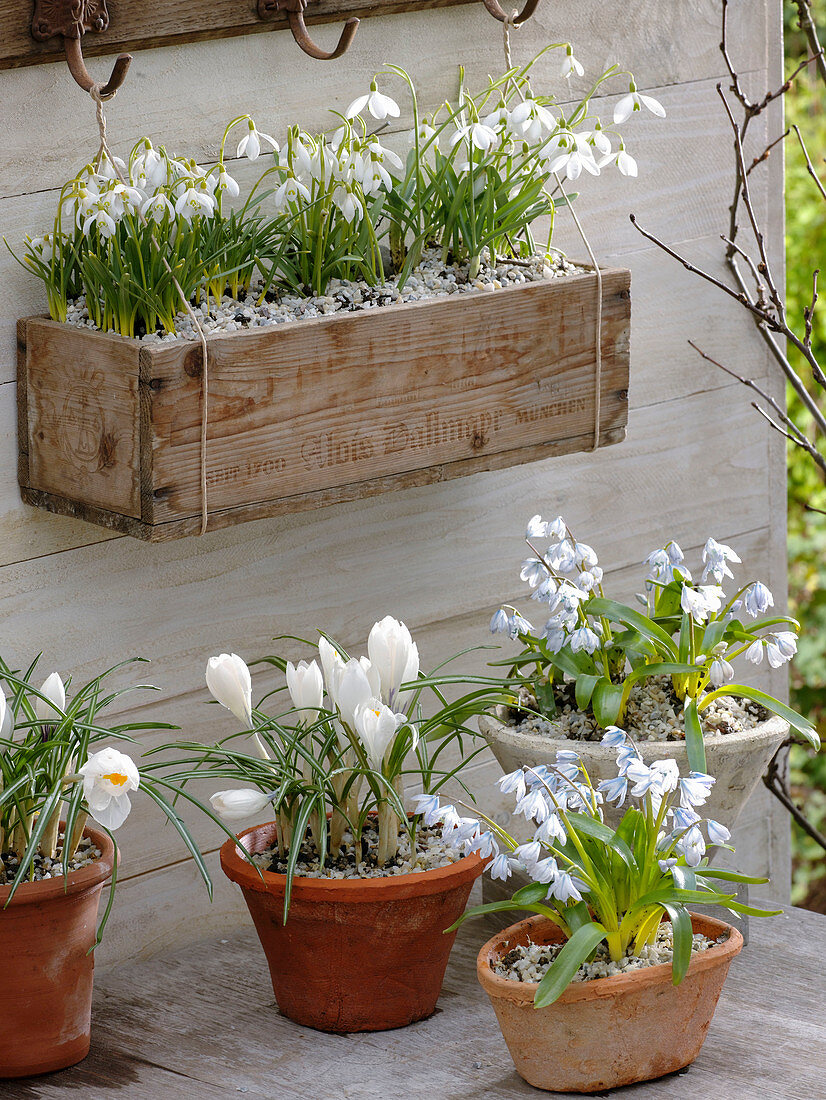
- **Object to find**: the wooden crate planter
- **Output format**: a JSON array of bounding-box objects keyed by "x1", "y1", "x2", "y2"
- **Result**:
[{"x1": 17, "y1": 268, "x2": 631, "y2": 541}]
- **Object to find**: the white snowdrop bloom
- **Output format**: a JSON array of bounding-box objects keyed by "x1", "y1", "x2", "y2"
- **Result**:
[
  {"x1": 346, "y1": 83, "x2": 400, "y2": 121},
  {"x1": 210, "y1": 789, "x2": 272, "y2": 822},
  {"x1": 547, "y1": 138, "x2": 601, "y2": 181},
  {"x1": 561, "y1": 45, "x2": 584, "y2": 78},
  {"x1": 141, "y1": 194, "x2": 175, "y2": 222},
  {"x1": 237, "y1": 121, "x2": 279, "y2": 162},
  {"x1": 206, "y1": 653, "x2": 253, "y2": 726},
  {"x1": 79, "y1": 747, "x2": 140, "y2": 831},
  {"x1": 616, "y1": 147, "x2": 638, "y2": 177},
  {"x1": 332, "y1": 185, "x2": 361, "y2": 223},
  {"x1": 680, "y1": 584, "x2": 725, "y2": 624},
  {"x1": 582, "y1": 123, "x2": 612, "y2": 157},
  {"x1": 82, "y1": 207, "x2": 118, "y2": 238},
  {"x1": 510, "y1": 98, "x2": 556, "y2": 143},
  {"x1": 96, "y1": 154, "x2": 128, "y2": 181},
  {"x1": 482, "y1": 106, "x2": 510, "y2": 131},
  {"x1": 701, "y1": 537, "x2": 742, "y2": 583},
  {"x1": 709, "y1": 657, "x2": 734, "y2": 687},
  {"x1": 34, "y1": 673, "x2": 66, "y2": 724},
  {"x1": 451, "y1": 121, "x2": 499, "y2": 154},
  {"x1": 273, "y1": 175, "x2": 311, "y2": 211},
  {"x1": 175, "y1": 186, "x2": 216, "y2": 221},
  {"x1": 743, "y1": 582, "x2": 774, "y2": 617},
  {"x1": 613, "y1": 83, "x2": 667, "y2": 124},
  {"x1": 213, "y1": 168, "x2": 240, "y2": 198}
]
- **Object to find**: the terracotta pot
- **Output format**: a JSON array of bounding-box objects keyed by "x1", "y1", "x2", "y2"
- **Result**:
[
  {"x1": 0, "y1": 826, "x2": 116, "y2": 1078},
  {"x1": 220, "y1": 821, "x2": 484, "y2": 1033},
  {"x1": 477, "y1": 912, "x2": 743, "y2": 1093},
  {"x1": 480, "y1": 712, "x2": 788, "y2": 831}
]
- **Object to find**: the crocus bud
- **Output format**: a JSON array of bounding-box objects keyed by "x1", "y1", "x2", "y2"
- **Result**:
[
  {"x1": 206, "y1": 654, "x2": 252, "y2": 726},
  {"x1": 353, "y1": 698, "x2": 404, "y2": 771},
  {"x1": 285, "y1": 659, "x2": 324, "y2": 724},
  {"x1": 0, "y1": 687, "x2": 6, "y2": 739},
  {"x1": 367, "y1": 616, "x2": 419, "y2": 711},
  {"x1": 79, "y1": 746, "x2": 140, "y2": 830},
  {"x1": 318, "y1": 636, "x2": 346, "y2": 706},
  {"x1": 35, "y1": 672, "x2": 66, "y2": 724},
  {"x1": 335, "y1": 658, "x2": 380, "y2": 730},
  {"x1": 210, "y1": 788, "x2": 272, "y2": 822}
]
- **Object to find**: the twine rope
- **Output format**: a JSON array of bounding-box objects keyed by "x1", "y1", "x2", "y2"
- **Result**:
[
  {"x1": 90, "y1": 85, "x2": 211, "y2": 535},
  {"x1": 503, "y1": 16, "x2": 604, "y2": 451}
]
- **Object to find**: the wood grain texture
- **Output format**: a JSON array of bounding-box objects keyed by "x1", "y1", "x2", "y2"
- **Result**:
[
  {"x1": 19, "y1": 270, "x2": 631, "y2": 538},
  {"x1": 3, "y1": 904, "x2": 823, "y2": 1099}
]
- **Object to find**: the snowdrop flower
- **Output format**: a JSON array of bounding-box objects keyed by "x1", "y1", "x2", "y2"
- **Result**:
[
  {"x1": 411, "y1": 793, "x2": 441, "y2": 826},
  {"x1": 96, "y1": 153, "x2": 128, "y2": 181},
  {"x1": 353, "y1": 699, "x2": 404, "y2": 770},
  {"x1": 489, "y1": 853, "x2": 513, "y2": 881},
  {"x1": 489, "y1": 608, "x2": 510, "y2": 635},
  {"x1": 332, "y1": 185, "x2": 361, "y2": 224},
  {"x1": 237, "y1": 120, "x2": 278, "y2": 161},
  {"x1": 709, "y1": 657, "x2": 735, "y2": 687},
  {"x1": 513, "y1": 841, "x2": 542, "y2": 868},
  {"x1": 707, "y1": 819, "x2": 731, "y2": 846},
  {"x1": 742, "y1": 581, "x2": 774, "y2": 617},
  {"x1": 210, "y1": 788, "x2": 272, "y2": 822},
  {"x1": 213, "y1": 168, "x2": 240, "y2": 198},
  {"x1": 286, "y1": 659, "x2": 324, "y2": 724},
  {"x1": 679, "y1": 771, "x2": 715, "y2": 809},
  {"x1": 677, "y1": 825, "x2": 706, "y2": 867},
  {"x1": 680, "y1": 584, "x2": 725, "y2": 624},
  {"x1": 510, "y1": 99, "x2": 555, "y2": 143},
  {"x1": 543, "y1": 132, "x2": 601, "y2": 180},
  {"x1": 35, "y1": 672, "x2": 66, "y2": 724},
  {"x1": 561, "y1": 44, "x2": 584, "y2": 79},
  {"x1": 206, "y1": 653, "x2": 253, "y2": 726},
  {"x1": 569, "y1": 626, "x2": 600, "y2": 655},
  {"x1": 515, "y1": 787, "x2": 551, "y2": 823},
  {"x1": 367, "y1": 615, "x2": 419, "y2": 710},
  {"x1": 175, "y1": 185, "x2": 216, "y2": 221},
  {"x1": 141, "y1": 194, "x2": 175, "y2": 222},
  {"x1": 452, "y1": 121, "x2": 499, "y2": 153},
  {"x1": 498, "y1": 768, "x2": 527, "y2": 801},
  {"x1": 508, "y1": 612, "x2": 533, "y2": 640},
  {"x1": 616, "y1": 145, "x2": 638, "y2": 177},
  {"x1": 346, "y1": 82, "x2": 400, "y2": 121},
  {"x1": 79, "y1": 747, "x2": 140, "y2": 831},
  {"x1": 549, "y1": 870, "x2": 587, "y2": 903},
  {"x1": 613, "y1": 82, "x2": 667, "y2": 124},
  {"x1": 82, "y1": 207, "x2": 118, "y2": 238},
  {"x1": 702, "y1": 537, "x2": 742, "y2": 583},
  {"x1": 599, "y1": 774, "x2": 629, "y2": 807},
  {"x1": 273, "y1": 175, "x2": 311, "y2": 211},
  {"x1": 334, "y1": 658, "x2": 380, "y2": 730}
]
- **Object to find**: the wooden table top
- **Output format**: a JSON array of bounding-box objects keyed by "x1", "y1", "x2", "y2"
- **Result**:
[{"x1": 6, "y1": 902, "x2": 825, "y2": 1099}]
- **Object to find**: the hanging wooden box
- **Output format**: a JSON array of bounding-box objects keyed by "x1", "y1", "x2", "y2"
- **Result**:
[{"x1": 17, "y1": 268, "x2": 631, "y2": 542}]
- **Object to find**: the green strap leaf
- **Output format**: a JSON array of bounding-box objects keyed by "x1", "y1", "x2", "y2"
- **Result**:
[
  {"x1": 592, "y1": 680, "x2": 624, "y2": 727},
  {"x1": 663, "y1": 904, "x2": 693, "y2": 986},
  {"x1": 587, "y1": 598, "x2": 678, "y2": 656},
  {"x1": 534, "y1": 922, "x2": 607, "y2": 1008},
  {"x1": 684, "y1": 699, "x2": 707, "y2": 773},
  {"x1": 700, "y1": 685, "x2": 819, "y2": 749}
]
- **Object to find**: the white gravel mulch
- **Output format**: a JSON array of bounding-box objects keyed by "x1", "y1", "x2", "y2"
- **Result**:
[{"x1": 0, "y1": 836, "x2": 102, "y2": 884}]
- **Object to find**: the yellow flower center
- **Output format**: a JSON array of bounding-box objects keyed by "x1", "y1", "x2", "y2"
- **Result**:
[
  {"x1": 104, "y1": 772, "x2": 128, "y2": 787},
  {"x1": 371, "y1": 708, "x2": 381, "y2": 717}
]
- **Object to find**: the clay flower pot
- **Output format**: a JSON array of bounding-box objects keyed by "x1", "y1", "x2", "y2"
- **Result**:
[
  {"x1": 477, "y1": 911, "x2": 743, "y2": 1093},
  {"x1": 0, "y1": 826, "x2": 116, "y2": 1078},
  {"x1": 480, "y1": 712, "x2": 788, "y2": 831},
  {"x1": 220, "y1": 821, "x2": 485, "y2": 1033}
]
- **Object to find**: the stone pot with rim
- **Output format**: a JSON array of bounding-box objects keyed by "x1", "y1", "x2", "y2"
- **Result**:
[
  {"x1": 220, "y1": 819, "x2": 486, "y2": 1033},
  {"x1": 477, "y1": 911, "x2": 743, "y2": 1093},
  {"x1": 0, "y1": 825, "x2": 116, "y2": 1078},
  {"x1": 479, "y1": 711, "x2": 788, "y2": 831}
]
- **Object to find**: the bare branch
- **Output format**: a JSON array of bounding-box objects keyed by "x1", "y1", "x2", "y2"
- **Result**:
[
  {"x1": 765, "y1": 742, "x2": 826, "y2": 854},
  {"x1": 747, "y1": 128, "x2": 790, "y2": 176},
  {"x1": 794, "y1": 0, "x2": 826, "y2": 88},
  {"x1": 792, "y1": 123, "x2": 826, "y2": 202}
]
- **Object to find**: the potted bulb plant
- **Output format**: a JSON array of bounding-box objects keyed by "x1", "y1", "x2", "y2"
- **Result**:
[
  {"x1": 483, "y1": 516, "x2": 819, "y2": 830},
  {"x1": 423, "y1": 728, "x2": 773, "y2": 1093},
  {"x1": 0, "y1": 655, "x2": 212, "y2": 1078},
  {"x1": 156, "y1": 616, "x2": 509, "y2": 1033}
]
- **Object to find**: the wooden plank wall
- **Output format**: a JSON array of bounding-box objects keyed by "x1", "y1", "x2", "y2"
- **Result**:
[{"x1": 0, "y1": 1, "x2": 788, "y2": 968}]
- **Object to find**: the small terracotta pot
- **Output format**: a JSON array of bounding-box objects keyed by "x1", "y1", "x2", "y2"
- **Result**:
[
  {"x1": 220, "y1": 821, "x2": 484, "y2": 1033},
  {"x1": 0, "y1": 826, "x2": 116, "y2": 1078},
  {"x1": 477, "y1": 912, "x2": 743, "y2": 1093}
]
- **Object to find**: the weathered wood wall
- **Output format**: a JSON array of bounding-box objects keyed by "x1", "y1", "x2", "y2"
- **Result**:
[{"x1": 0, "y1": 1, "x2": 788, "y2": 967}]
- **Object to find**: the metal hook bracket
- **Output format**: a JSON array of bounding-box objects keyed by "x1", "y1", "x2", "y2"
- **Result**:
[
  {"x1": 257, "y1": 0, "x2": 360, "y2": 61},
  {"x1": 31, "y1": 0, "x2": 132, "y2": 98},
  {"x1": 481, "y1": 0, "x2": 541, "y2": 25}
]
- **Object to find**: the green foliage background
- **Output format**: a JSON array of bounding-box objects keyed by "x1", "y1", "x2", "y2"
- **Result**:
[{"x1": 784, "y1": 4, "x2": 826, "y2": 908}]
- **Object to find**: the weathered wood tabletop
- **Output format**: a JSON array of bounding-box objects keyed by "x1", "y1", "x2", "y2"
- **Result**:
[{"x1": 7, "y1": 903, "x2": 824, "y2": 1099}]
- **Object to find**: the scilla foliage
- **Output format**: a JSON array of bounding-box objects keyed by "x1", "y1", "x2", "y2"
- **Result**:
[{"x1": 426, "y1": 727, "x2": 775, "y2": 1007}]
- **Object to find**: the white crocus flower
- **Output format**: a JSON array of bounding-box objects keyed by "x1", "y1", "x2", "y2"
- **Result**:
[
  {"x1": 334, "y1": 657, "x2": 380, "y2": 730},
  {"x1": 353, "y1": 699, "x2": 404, "y2": 770},
  {"x1": 210, "y1": 788, "x2": 272, "y2": 822},
  {"x1": 367, "y1": 616, "x2": 419, "y2": 711},
  {"x1": 345, "y1": 82, "x2": 400, "y2": 121},
  {"x1": 237, "y1": 121, "x2": 279, "y2": 161},
  {"x1": 35, "y1": 672, "x2": 66, "y2": 724},
  {"x1": 318, "y1": 637, "x2": 346, "y2": 703},
  {"x1": 206, "y1": 653, "x2": 253, "y2": 726},
  {"x1": 680, "y1": 584, "x2": 725, "y2": 624},
  {"x1": 79, "y1": 747, "x2": 140, "y2": 831},
  {"x1": 561, "y1": 44, "x2": 584, "y2": 78},
  {"x1": 613, "y1": 82, "x2": 667, "y2": 124},
  {"x1": 286, "y1": 659, "x2": 324, "y2": 724}
]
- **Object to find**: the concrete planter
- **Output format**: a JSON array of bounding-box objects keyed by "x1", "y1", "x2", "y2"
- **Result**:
[{"x1": 479, "y1": 712, "x2": 788, "y2": 831}]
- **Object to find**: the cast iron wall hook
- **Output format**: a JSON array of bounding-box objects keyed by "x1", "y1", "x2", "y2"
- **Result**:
[
  {"x1": 481, "y1": 0, "x2": 541, "y2": 25},
  {"x1": 258, "y1": 1, "x2": 359, "y2": 61},
  {"x1": 31, "y1": 1, "x2": 131, "y2": 98}
]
